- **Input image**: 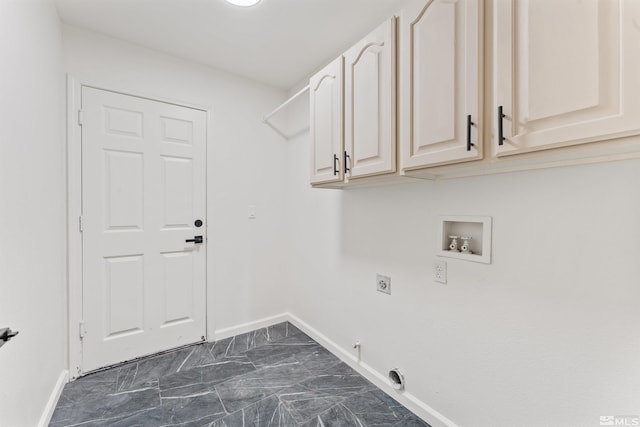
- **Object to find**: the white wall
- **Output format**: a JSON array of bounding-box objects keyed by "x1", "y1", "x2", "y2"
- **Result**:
[
  {"x1": 0, "y1": 0, "x2": 66, "y2": 425},
  {"x1": 284, "y1": 135, "x2": 640, "y2": 426},
  {"x1": 283, "y1": 2, "x2": 640, "y2": 423},
  {"x1": 62, "y1": 26, "x2": 289, "y2": 338},
  {"x1": 7, "y1": 7, "x2": 637, "y2": 426}
]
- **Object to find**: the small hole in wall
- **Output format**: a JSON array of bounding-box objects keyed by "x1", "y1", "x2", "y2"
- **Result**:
[{"x1": 388, "y1": 368, "x2": 404, "y2": 391}]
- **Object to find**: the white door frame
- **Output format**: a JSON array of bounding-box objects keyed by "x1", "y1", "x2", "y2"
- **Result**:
[{"x1": 66, "y1": 75, "x2": 213, "y2": 379}]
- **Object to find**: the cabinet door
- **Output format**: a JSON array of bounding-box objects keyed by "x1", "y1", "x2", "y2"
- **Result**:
[
  {"x1": 399, "y1": 0, "x2": 482, "y2": 171},
  {"x1": 344, "y1": 18, "x2": 396, "y2": 179},
  {"x1": 310, "y1": 57, "x2": 344, "y2": 185},
  {"x1": 494, "y1": 0, "x2": 640, "y2": 156}
]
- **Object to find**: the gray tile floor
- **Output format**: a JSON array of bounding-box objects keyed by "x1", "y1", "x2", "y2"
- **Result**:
[{"x1": 50, "y1": 322, "x2": 430, "y2": 426}]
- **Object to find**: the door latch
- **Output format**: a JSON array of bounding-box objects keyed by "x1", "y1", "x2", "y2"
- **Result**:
[
  {"x1": 0, "y1": 328, "x2": 19, "y2": 349},
  {"x1": 185, "y1": 236, "x2": 203, "y2": 244}
]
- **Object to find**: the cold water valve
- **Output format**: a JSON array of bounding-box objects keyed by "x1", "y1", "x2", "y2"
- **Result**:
[
  {"x1": 448, "y1": 235, "x2": 460, "y2": 252},
  {"x1": 460, "y1": 236, "x2": 473, "y2": 254}
]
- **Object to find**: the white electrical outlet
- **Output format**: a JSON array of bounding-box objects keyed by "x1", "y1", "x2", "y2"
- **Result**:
[
  {"x1": 376, "y1": 274, "x2": 391, "y2": 294},
  {"x1": 434, "y1": 260, "x2": 447, "y2": 284}
]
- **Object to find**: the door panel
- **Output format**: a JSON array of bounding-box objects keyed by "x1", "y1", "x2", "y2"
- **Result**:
[
  {"x1": 399, "y1": 0, "x2": 482, "y2": 170},
  {"x1": 495, "y1": 0, "x2": 640, "y2": 155},
  {"x1": 310, "y1": 57, "x2": 344, "y2": 184},
  {"x1": 344, "y1": 17, "x2": 396, "y2": 179},
  {"x1": 104, "y1": 255, "x2": 144, "y2": 338},
  {"x1": 161, "y1": 156, "x2": 194, "y2": 228},
  {"x1": 524, "y1": 0, "x2": 600, "y2": 122},
  {"x1": 104, "y1": 150, "x2": 144, "y2": 230},
  {"x1": 161, "y1": 251, "x2": 195, "y2": 326},
  {"x1": 160, "y1": 116, "x2": 194, "y2": 145},
  {"x1": 104, "y1": 106, "x2": 143, "y2": 138},
  {"x1": 82, "y1": 87, "x2": 207, "y2": 372},
  {"x1": 414, "y1": 1, "x2": 455, "y2": 147}
]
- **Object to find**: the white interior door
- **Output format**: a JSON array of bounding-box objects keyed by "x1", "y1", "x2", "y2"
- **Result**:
[{"x1": 81, "y1": 87, "x2": 207, "y2": 372}]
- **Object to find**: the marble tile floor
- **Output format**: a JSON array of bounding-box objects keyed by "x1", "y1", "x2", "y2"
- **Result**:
[{"x1": 50, "y1": 322, "x2": 430, "y2": 427}]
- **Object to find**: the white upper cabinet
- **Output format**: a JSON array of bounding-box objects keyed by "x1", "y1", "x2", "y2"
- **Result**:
[
  {"x1": 494, "y1": 0, "x2": 640, "y2": 156},
  {"x1": 344, "y1": 17, "x2": 397, "y2": 179},
  {"x1": 310, "y1": 56, "x2": 344, "y2": 185},
  {"x1": 399, "y1": 0, "x2": 483, "y2": 171}
]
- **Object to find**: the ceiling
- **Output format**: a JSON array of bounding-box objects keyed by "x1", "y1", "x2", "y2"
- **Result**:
[{"x1": 54, "y1": 0, "x2": 407, "y2": 90}]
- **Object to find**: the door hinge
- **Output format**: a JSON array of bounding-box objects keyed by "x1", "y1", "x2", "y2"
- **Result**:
[
  {"x1": 78, "y1": 110, "x2": 84, "y2": 126},
  {"x1": 78, "y1": 215, "x2": 83, "y2": 232},
  {"x1": 79, "y1": 321, "x2": 86, "y2": 340}
]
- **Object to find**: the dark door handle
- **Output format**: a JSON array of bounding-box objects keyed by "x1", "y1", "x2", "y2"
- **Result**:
[
  {"x1": 344, "y1": 151, "x2": 351, "y2": 174},
  {"x1": 466, "y1": 115, "x2": 475, "y2": 151},
  {"x1": 498, "y1": 105, "x2": 506, "y2": 146},
  {"x1": 333, "y1": 154, "x2": 339, "y2": 176},
  {"x1": 186, "y1": 236, "x2": 203, "y2": 244}
]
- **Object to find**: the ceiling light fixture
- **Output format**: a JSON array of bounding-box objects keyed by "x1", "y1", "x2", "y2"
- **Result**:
[{"x1": 224, "y1": 0, "x2": 261, "y2": 7}]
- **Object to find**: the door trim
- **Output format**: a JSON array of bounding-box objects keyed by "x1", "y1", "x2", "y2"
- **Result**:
[{"x1": 66, "y1": 75, "x2": 212, "y2": 379}]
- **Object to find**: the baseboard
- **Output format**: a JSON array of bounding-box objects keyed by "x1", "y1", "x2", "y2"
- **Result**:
[
  {"x1": 286, "y1": 313, "x2": 458, "y2": 427},
  {"x1": 213, "y1": 313, "x2": 289, "y2": 341},
  {"x1": 38, "y1": 369, "x2": 69, "y2": 427}
]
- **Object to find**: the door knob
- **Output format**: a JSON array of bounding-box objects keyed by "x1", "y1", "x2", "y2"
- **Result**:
[{"x1": 185, "y1": 236, "x2": 203, "y2": 244}]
